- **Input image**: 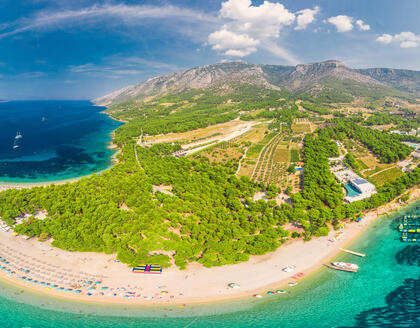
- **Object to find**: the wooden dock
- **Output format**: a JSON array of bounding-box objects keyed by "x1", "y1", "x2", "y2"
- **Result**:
[{"x1": 339, "y1": 248, "x2": 366, "y2": 257}]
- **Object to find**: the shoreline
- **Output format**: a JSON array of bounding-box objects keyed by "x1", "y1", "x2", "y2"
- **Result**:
[
  {"x1": 0, "y1": 186, "x2": 417, "y2": 307},
  {"x1": 0, "y1": 106, "x2": 121, "y2": 192}
]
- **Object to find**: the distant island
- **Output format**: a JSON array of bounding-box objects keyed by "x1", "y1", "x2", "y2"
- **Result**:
[{"x1": 0, "y1": 60, "x2": 419, "y2": 304}]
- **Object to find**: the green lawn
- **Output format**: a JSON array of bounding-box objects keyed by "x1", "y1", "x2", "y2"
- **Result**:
[
  {"x1": 370, "y1": 167, "x2": 404, "y2": 185},
  {"x1": 290, "y1": 149, "x2": 300, "y2": 162}
]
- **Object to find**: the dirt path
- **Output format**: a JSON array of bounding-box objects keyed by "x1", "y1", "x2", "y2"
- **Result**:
[
  {"x1": 235, "y1": 147, "x2": 249, "y2": 176},
  {"x1": 134, "y1": 144, "x2": 144, "y2": 170}
]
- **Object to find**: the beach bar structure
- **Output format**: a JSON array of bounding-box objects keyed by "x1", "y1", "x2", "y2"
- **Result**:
[{"x1": 132, "y1": 264, "x2": 162, "y2": 274}]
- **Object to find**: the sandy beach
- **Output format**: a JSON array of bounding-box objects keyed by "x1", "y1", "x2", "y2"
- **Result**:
[
  {"x1": 0, "y1": 184, "x2": 418, "y2": 306},
  {"x1": 0, "y1": 178, "x2": 82, "y2": 193}
]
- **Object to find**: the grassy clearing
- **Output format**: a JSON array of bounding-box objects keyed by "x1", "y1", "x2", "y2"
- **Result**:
[
  {"x1": 144, "y1": 120, "x2": 252, "y2": 144},
  {"x1": 370, "y1": 167, "x2": 404, "y2": 185},
  {"x1": 290, "y1": 148, "x2": 300, "y2": 162},
  {"x1": 359, "y1": 155, "x2": 377, "y2": 169},
  {"x1": 236, "y1": 123, "x2": 268, "y2": 143}
]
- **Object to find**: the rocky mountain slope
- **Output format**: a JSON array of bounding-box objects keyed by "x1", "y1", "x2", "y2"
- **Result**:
[
  {"x1": 356, "y1": 68, "x2": 420, "y2": 96},
  {"x1": 94, "y1": 60, "x2": 420, "y2": 106}
]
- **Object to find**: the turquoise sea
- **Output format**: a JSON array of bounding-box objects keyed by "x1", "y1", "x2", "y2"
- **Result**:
[
  {"x1": 0, "y1": 200, "x2": 419, "y2": 327},
  {"x1": 0, "y1": 100, "x2": 121, "y2": 183}
]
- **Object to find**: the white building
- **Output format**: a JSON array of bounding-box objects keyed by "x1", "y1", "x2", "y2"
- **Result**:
[
  {"x1": 350, "y1": 178, "x2": 376, "y2": 194},
  {"x1": 333, "y1": 169, "x2": 377, "y2": 203}
]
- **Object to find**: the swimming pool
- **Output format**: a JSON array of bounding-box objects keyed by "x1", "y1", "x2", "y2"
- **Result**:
[{"x1": 345, "y1": 183, "x2": 362, "y2": 197}]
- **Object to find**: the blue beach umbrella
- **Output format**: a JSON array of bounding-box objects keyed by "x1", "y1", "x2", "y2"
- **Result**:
[
  {"x1": 87, "y1": 293, "x2": 92, "y2": 296},
  {"x1": 101, "y1": 287, "x2": 108, "y2": 290},
  {"x1": 74, "y1": 290, "x2": 82, "y2": 294}
]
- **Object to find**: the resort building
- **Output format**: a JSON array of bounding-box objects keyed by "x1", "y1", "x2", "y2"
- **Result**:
[{"x1": 334, "y1": 169, "x2": 377, "y2": 203}]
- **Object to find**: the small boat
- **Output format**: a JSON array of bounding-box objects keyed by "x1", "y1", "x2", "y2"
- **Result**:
[
  {"x1": 276, "y1": 290, "x2": 286, "y2": 294},
  {"x1": 252, "y1": 294, "x2": 262, "y2": 298},
  {"x1": 325, "y1": 262, "x2": 359, "y2": 272},
  {"x1": 15, "y1": 131, "x2": 23, "y2": 139},
  {"x1": 282, "y1": 266, "x2": 296, "y2": 273},
  {"x1": 288, "y1": 282, "x2": 298, "y2": 286},
  {"x1": 228, "y1": 283, "x2": 240, "y2": 289}
]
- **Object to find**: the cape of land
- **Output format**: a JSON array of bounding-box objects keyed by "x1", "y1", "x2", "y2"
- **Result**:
[{"x1": 0, "y1": 59, "x2": 420, "y2": 304}]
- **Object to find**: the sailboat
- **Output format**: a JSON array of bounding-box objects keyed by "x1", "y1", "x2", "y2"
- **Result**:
[{"x1": 13, "y1": 131, "x2": 22, "y2": 149}]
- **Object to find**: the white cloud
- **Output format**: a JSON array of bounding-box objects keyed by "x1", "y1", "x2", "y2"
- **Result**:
[
  {"x1": 208, "y1": 28, "x2": 259, "y2": 57},
  {"x1": 208, "y1": 0, "x2": 307, "y2": 64},
  {"x1": 400, "y1": 40, "x2": 418, "y2": 48},
  {"x1": 327, "y1": 15, "x2": 370, "y2": 33},
  {"x1": 68, "y1": 56, "x2": 179, "y2": 78},
  {"x1": 355, "y1": 19, "x2": 370, "y2": 31},
  {"x1": 376, "y1": 34, "x2": 393, "y2": 44},
  {"x1": 377, "y1": 32, "x2": 420, "y2": 48},
  {"x1": 0, "y1": 4, "x2": 214, "y2": 39},
  {"x1": 327, "y1": 15, "x2": 354, "y2": 32},
  {"x1": 17, "y1": 71, "x2": 45, "y2": 78},
  {"x1": 295, "y1": 6, "x2": 320, "y2": 31}
]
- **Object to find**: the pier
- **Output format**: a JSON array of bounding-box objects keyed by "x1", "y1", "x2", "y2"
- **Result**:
[{"x1": 339, "y1": 248, "x2": 366, "y2": 257}]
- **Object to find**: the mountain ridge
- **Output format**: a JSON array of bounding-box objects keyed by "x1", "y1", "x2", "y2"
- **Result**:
[{"x1": 94, "y1": 60, "x2": 420, "y2": 106}]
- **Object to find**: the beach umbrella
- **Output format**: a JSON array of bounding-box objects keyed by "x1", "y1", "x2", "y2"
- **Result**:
[
  {"x1": 87, "y1": 293, "x2": 92, "y2": 296},
  {"x1": 74, "y1": 290, "x2": 82, "y2": 294},
  {"x1": 94, "y1": 282, "x2": 101, "y2": 285},
  {"x1": 101, "y1": 287, "x2": 108, "y2": 290},
  {"x1": 88, "y1": 287, "x2": 95, "y2": 290}
]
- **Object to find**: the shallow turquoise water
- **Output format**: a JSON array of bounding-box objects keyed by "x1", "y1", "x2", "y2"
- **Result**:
[
  {"x1": 0, "y1": 200, "x2": 419, "y2": 327},
  {"x1": 0, "y1": 100, "x2": 121, "y2": 183},
  {"x1": 345, "y1": 183, "x2": 362, "y2": 197}
]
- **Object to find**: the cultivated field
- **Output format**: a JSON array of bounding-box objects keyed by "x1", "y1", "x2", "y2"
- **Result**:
[
  {"x1": 291, "y1": 118, "x2": 315, "y2": 134},
  {"x1": 143, "y1": 120, "x2": 255, "y2": 145}
]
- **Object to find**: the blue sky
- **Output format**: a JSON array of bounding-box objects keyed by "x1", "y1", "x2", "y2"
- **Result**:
[{"x1": 0, "y1": 0, "x2": 419, "y2": 100}]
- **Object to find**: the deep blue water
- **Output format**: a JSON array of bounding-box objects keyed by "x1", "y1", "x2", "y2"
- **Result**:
[
  {"x1": 0, "y1": 200, "x2": 419, "y2": 327},
  {"x1": 0, "y1": 100, "x2": 121, "y2": 182}
]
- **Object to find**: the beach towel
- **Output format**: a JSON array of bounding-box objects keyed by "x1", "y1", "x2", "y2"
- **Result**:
[{"x1": 132, "y1": 264, "x2": 162, "y2": 274}]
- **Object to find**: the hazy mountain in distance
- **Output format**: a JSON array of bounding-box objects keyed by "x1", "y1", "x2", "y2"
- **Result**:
[{"x1": 94, "y1": 60, "x2": 420, "y2": 106}]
